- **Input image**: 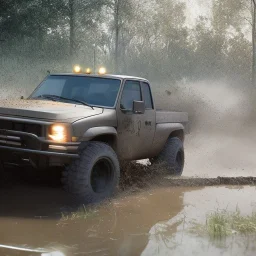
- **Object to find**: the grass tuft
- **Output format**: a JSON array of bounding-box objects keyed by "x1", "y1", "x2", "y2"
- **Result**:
[
  {"x1": 207, "y1": 210, "x2": 232, "y2": 238},
  {"x1": 193, "y1": 209, "x2": 256, "y2": 239},
  {"x1": 60, "y1": 205, "x2": 98, "y2": 222}
]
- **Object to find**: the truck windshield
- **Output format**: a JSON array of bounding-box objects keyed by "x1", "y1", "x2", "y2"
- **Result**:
[{"x1": 30, "y1": 75, "x2": 121, "y2": 108}]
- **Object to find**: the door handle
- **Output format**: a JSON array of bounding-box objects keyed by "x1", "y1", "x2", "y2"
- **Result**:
[{"x1": 145, "y1": 121, "x2": 152, "y2": 126}]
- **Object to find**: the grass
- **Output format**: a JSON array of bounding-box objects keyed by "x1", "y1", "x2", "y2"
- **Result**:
[
  {"x1": 60, "y1": 205, "x2": 98, "y2": 222},
  {"x1": 206, "y1": 210, "x2": 233, "y2": 238},
  {"x1": 192, "y1": 209, "x2": 256, "y2": 239}
]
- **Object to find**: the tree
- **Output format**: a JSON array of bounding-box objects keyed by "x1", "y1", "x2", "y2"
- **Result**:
[
  {"x1": 0, "y1": 0, "x2": 69, "y2": 56},
  {"x1": 68, "y1": 0, "x2": 75, "y2": 57},
  {"x1": 113, "y1": 0, "x2": 120, "y2": 72},
  {"x1": 102, "y1": 0, "x2": 134, "y2": 73},
  {"x1": 67, "y1": 0, "x2": 108, "y2": 60},
  {"x1": 251, "y1": 0, "x2": 256, "y2": 85}
]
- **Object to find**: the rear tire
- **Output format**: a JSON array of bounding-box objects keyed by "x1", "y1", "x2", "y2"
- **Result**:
[
  {"x1": 152, "y1": 137, "x2": 184, "y2": 176},
  {"x1": 62, "y1": 142, "x2": 120, "y2": 203}
]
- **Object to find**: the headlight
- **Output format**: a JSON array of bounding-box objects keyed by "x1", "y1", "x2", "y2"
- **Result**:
[{"x1": 48, "y1": 124, "x2": 69, "y2": 143}]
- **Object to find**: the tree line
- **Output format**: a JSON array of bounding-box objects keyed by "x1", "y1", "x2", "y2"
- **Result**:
[{"x1": 0, "y1": 0, "x2": 255, "y2": 84}]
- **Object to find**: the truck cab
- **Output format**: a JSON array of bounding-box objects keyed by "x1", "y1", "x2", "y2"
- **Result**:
[{"x1": 0, "y1": 68, "x2": 188, "y2": 203}]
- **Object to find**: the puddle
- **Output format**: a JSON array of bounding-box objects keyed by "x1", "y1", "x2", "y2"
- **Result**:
[
  {"x1": 0, "y1": 184, "x2": 256, "y2": 255},
  {"x1": 142, "y1": 186, "x2": 256, "y2": 256}
]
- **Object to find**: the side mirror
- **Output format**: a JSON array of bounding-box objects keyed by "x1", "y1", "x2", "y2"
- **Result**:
[{"x1": 133, "y1": 101, "x2": 145, "y2": 114}]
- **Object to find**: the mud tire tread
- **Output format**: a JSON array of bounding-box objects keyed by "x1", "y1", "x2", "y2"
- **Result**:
[
  {"x1": 154, "y1": 137, "x2": 184, "y2": 176},
  {"x1": 62, "y1": 142, "x2": 120, "y2": 203}
]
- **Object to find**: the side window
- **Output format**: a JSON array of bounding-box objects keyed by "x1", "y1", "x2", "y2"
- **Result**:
[
  {"x1": 141, "y1": 82, "x2": 153, "y2": 109},
  {"x1": 120, "y1": 81, "x2": 141, "y2": 110}
]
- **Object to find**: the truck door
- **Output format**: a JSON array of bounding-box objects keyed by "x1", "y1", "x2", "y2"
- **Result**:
[
  {"x1": 116, "y1": 80, "x2": 155, "y2": 160},
  {"x1": 139, "y1": 81, "x2": 156, "y2": 158}
]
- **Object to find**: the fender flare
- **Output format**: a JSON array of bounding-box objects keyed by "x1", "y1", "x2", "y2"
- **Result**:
[
  {"x1": 83, "y1": 126, "x2": 117, "y2": 140},
  {"x1": 167, "y1": 123, "x2": 185, "y2": 141},
  {"x1": 156, "y1": 123, "x2": 185, "y2": 135}
]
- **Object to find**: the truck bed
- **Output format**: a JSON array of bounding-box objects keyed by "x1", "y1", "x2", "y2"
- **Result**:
[{"x1": 156, "y1": 110, "x2": 188, "y2": 124}]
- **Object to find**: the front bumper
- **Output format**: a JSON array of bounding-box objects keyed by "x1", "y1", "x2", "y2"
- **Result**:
[
  {"x1": 0, "y1": 129, "x2": 79, "y2": 167},
  {"x1": 0, "y1": 145, "x2": 79, "y2": 158}
]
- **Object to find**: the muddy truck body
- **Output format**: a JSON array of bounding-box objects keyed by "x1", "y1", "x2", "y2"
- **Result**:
[{"x1": 0, "y1": 73, "x2": 188, "y2": 202}]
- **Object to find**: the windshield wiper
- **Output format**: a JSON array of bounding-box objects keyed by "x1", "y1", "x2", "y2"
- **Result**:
[{"x1": 36, "y1": 94, "x2": 94, "y2": 110}]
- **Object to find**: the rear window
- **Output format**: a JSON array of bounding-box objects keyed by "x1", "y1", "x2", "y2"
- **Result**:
[{"x1": 141, "y1": 82, "x2": 153, "y2": 109}]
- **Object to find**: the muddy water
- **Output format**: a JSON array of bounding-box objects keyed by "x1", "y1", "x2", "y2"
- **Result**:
[{"x1": 1, "y1": 184, "x2": 256, "y2": 256}]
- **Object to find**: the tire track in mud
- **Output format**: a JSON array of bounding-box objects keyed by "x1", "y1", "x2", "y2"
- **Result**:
[
  {"x1": 120, "y1": 162, "x2": 256, "y2": 191},
  {"x1": 164, "y1": 176, "x2": 256, "y2": 186}
]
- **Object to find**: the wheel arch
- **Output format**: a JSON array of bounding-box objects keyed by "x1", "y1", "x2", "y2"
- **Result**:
[
  {"x1": 83, "y1": 126, "x2": 117, "y2": 149},
  {"x1": 150, "y1": 123, "x2": 185, "y2": 158},
  {"x1": 169, "y1": 129, "x2": 185, "y2": 142}
]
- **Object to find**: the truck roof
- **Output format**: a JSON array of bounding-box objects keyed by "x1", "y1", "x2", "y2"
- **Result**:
[{"x1": 51, "y1": 73, "x2": 149, "y2": 83}]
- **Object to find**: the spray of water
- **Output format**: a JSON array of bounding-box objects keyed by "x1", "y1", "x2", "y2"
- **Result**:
[{"x1": 154, "y1": 79, "x2": 256, "y2": 177}]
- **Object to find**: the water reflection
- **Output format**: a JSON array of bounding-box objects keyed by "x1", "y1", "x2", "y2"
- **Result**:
[
  {"x1": 1, "y1": 169, "x2": 256, "y2": 256},
  {"x1": 0, "y1": 182, "x2": 186, "y2": 255},
  {"x1": 142, "y1": 186, "x2": 256, "y2": 256}
]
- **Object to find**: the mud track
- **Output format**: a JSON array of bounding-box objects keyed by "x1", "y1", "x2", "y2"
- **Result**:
[
  {"x1": 120, "y1": 162, "x2": 256, "y2": 190},
  {"x1": 164, "y1": 176, "x2": 256, "y2": 186}
]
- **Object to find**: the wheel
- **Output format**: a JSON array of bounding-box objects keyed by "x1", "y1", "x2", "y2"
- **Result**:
[
  {"x1": 62, "y1": 142, "x2": 120, "y2": 203},
  {"x1": 152, "y1": 137, "x2": 184, "y2": 176}
]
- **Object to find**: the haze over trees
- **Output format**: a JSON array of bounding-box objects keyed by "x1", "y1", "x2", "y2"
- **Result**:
[{"x1": 0, "y1": 0, "x2": 255, "y2": 87}]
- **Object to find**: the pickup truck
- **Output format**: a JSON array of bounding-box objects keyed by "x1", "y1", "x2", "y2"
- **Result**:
[{"x1": 0, "y1": 72, "x2": 188, "y2": 202}]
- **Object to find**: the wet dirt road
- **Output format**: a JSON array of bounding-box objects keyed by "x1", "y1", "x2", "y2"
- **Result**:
[
  {"x1": 184, "y1": 132, "x2": 256, "y2": 178},
  {"x1": 1, "y1": 178, "x2": 256, "y2": 256}
]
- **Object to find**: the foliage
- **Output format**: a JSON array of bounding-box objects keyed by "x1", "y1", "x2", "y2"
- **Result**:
[{"x1": 0, "y1": 0, "x2": 254, "y2": 84}]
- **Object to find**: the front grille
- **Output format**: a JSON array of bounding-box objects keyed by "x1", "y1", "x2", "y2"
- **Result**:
[
  {"x1": 0, "y1": 120, "x2": 42, "y2": 137},
  {"x1": 0, "y1": 135, "x2": 21, "y2": 146}
]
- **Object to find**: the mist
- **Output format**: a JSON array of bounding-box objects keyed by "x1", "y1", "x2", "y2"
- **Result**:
[
  {"x1": 154, "y1": 78, "x2": 256, "y2": 177},
  {"x1": 1, "y1": 0, "x2": 256, "y2": 178}
]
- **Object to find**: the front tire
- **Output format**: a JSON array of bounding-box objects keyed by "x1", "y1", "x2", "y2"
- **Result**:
[
  {"x1": 152, "y1": 137, "x2": 184, "y2": 176},
  {"x1": 62, "y1": 142, "x2": 120, "y2": 203}
]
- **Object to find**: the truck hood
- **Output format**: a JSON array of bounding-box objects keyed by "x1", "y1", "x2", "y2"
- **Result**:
[{"x1": 0, "y1": 99, "x2": 103, "y2": 121}]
